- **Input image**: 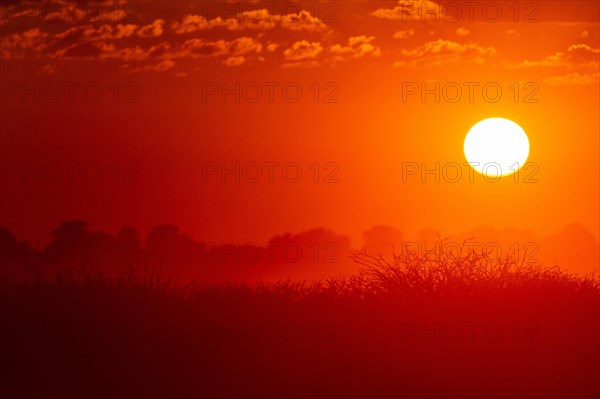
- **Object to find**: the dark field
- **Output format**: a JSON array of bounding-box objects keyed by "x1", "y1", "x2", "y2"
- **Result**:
[{"x1": 1, "y1": 248, "x2": 598, "y2": 399}]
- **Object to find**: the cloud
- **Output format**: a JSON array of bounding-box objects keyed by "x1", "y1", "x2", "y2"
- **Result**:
[
  {"x1": 126, "y1": 59, "x2": 175, "y2": 73},
  {"x1": 456, "y1": 27, "x2": 470, "y2": 37},
  {"x1": 394, "y1": 39, "x2": 496, "y2": 67},
  {"x1": 512, "y1": 54, "x2": 562, "y2": 68},
  {"x1": 282, "y1": 40, "x2": 324, "y2": 67},
  {"x1": 282, "y1": 36, "x2": 381, "y2": 67},
  {"x1": 567, "y1": 44, "x2": 600, "y2": 57},
  {"x1": 403, "y1": 39, "x2": 495, "y2": 57},
  {"x1": 0, "y1": 28, "x2": 48, "y2": 59},
  {"x1": 138, "y1": 19, "x2": 165, "y2": 38},
  {"x1": 233, "y1": 9, "x2": 278, "y2": 30},
  {"x1": 172, "y1": 15, "x2": 219, "y2": 33},
  {"x1": 393, "y1": 29, "x2": 414, "y2": 39},
  {"x1": 52, "y1": 41, "x2": 117, "y2": 59},
  {"x1": 147, "y1": 59, "x2": 175, "y2": 72},
  {"x1": 172, "y1": 9, "x2": 325, "y2": 34},
  {"x1": 50, "y1": 35, "x2": 263, "y2": 68},
  {"x1": 51, "y1": 39, "x2": 171, "y2": 62},
  {"x1": 283, "y1": 40, "x2": 323, "y2": 61},
  {"x1": 178, "y1": 38, "x2": 229, "y2": 57},
  {"x1": 280, "y1": 10, "x2": 327, "y2": 32},
  {"x1": 170, "y1": 37, "x2": 262, "y2": 62},
  {"x1": 505, "y1": 30, "x2": 519, "y2": 39},
  {"x1": 1, "y1": 1, "x2": 136, "y2": 25},
  {"x1": 2, "y1": 20, "x2": 167, "y2": 61},
  {"x1": 223, "y1": 56, "x2": 246, "y2": 66},
  {"x1": 330, "y1": 36, "x2": 381, "y2": 61},
  {"x1": 281, "y1": 60, "x2": 321, "y2": 68},
  {"x1": 371, "y1": 1, "x2": 439, "y2": 21},
  {"x1": 50, "y1": 35, "x2": 260, "y2": 72},
  {"x1": 38, "y1": 64, "x2": 56, "y2": 75},
  {"x1": 544, "y1": 72, "x2": 599, "y2": 85},
  {"x1": 229, "y1": 36, "x2": 264, "y2": 55},
  {"x1": 509, "y1": 43, "x2": 600, "y2": 69},
  {"x1": 54, "y1": 24, "x2": 138, "y2": 43},
  {"x1": 0, "y1": 3, "x2": 327, "y2": 70}
]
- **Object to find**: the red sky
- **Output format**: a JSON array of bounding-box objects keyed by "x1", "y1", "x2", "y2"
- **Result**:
[{"x1": 1, "y1": 0, "x2": 599, "y2": 273}]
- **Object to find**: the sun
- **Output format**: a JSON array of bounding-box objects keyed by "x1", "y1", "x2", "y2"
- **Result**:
[{"x1": 464, "y1": 118, "x2": 530, "y2": 178}]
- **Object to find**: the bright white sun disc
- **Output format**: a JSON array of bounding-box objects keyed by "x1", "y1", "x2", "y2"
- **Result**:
[{"x1": 463, "y1": 118, "x2": 529, "y2": 177}]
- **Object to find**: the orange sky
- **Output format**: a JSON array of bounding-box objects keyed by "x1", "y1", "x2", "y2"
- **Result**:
[{"x1": 1, "y1": 1, "x2": 599, "y2": 271}]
